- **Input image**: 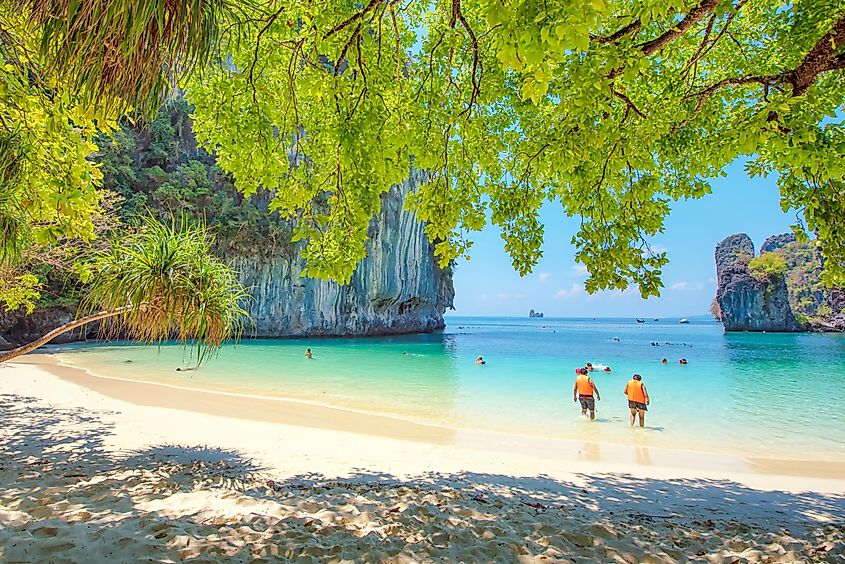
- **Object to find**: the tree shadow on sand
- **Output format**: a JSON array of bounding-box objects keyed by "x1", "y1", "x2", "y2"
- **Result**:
[{"x1": 1, "y1": 392, "x2": 844, "y2": 562}]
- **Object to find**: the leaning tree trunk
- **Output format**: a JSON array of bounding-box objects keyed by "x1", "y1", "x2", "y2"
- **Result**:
[{"x1": 0, "y1": 305, "x2": 134, "y2": 363}]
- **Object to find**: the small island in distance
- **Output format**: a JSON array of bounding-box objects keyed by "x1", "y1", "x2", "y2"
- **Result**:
[{"x1": 529, "y1": 309, "x2": 544, "y2": 318}]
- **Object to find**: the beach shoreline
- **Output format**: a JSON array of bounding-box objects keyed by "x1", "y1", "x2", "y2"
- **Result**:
[
  {"x1": 8, "y1": 353, "x2": 845, "y2": 486},
  {"x1": 2, "y1": 356, "x2": 844, "y2": 562}
]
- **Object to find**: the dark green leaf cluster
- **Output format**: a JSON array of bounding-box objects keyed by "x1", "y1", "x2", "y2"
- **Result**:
[{"x1": 94, "y1": 101, "x2": 297, "y2": 259}]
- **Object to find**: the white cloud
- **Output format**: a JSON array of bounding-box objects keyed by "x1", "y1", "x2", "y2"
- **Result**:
[
  {"x1": 587, "y1": 286, "x2": 641, "y2": 301},
  {"x1": 514, "y1": 293, "x2": 525, "y2": 299},
  {"x1": 670, "y1": 281, "x2": 705, "y2": 291},
  {"x1": 572, "y1": 264, "x2": 588, "y2": 277},
  {"x1": 496, "y1": 292, "x2": 510, "y2": 301},
  {"x1": 538, "y1": 272, "x2": 552, "y2": 282},
  {"x1": 555, "y1": 283, "x2": 583, "y2": 299}
]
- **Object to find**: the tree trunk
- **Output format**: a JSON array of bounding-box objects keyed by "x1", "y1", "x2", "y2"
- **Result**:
[{"x1": 0, "y1": 305, "x2": 134, "y2": 363}]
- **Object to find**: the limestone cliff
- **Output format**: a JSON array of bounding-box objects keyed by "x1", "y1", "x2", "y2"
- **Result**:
[
  {"x1": 233, "y1": 170, "x2": 454, "y2": 337},
  {"x1": 714, "y1": 234, "x2": 802, "y2": 332},
  {"x1": 0, "y1": 104, "x2": 454, "y2": 345}
]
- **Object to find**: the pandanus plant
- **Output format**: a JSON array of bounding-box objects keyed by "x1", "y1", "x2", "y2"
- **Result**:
[{"x1": 0, "y1": 217, "x2": 249, "y2": 365}]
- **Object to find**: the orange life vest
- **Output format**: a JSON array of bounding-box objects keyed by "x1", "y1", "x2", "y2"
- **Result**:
[
  {"x1": 575, "y1": 374, "x2": 593, "y2": 396},
  {"x1": 626, "y1": 380, "x2": 646, "y2": 403}
]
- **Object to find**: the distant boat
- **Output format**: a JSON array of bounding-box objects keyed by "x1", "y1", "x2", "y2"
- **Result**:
[
  {"x1": 653, "y1": 318, "x2": 659, "y2": 321},
  {"x1": 679, "y1": 318, "x2": 690, "y2": 324},
  {"x1": 636, "y1": 318, "x2": 645, "y2": 323}
]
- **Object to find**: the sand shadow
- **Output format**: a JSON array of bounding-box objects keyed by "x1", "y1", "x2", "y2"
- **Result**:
[{"x1": 1, "y1": 392, "x2": 844, "y2": 562}]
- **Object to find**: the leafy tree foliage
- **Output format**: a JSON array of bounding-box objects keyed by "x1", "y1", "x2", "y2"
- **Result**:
[
  {"x1": 4, "y1": 0, "x2": 845, "y2": 301},
  {"x1": 0, "y1": 8, "x2": 107, "y2": 265},
  {"x1": 181, "y1": 0, "x2": 845, "y2": 294}
]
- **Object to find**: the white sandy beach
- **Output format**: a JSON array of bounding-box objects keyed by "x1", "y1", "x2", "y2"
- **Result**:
[{"x1": 1, "y1": 354, "x2": 844, "y2": 562}]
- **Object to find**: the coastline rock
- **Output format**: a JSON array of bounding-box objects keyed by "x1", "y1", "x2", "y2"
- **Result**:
[
  {"x1": 0, "y1": 306, "x2": 94, "y2": 347},
  {"x1": 529, "y1": 310, "x2": 544, "y2": 318},
  {"x1": 233, "y1": 172, "x2": 454, "y2": 337},
  {"x1": 714, "y1": 234, "x2": 802, "y2": 332},
  {"x1": 0, "y1": 180, "x2": 454, "y2": 343}
]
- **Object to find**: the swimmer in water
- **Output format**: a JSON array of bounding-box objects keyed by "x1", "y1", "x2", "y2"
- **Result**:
[
  {"x1": 661, "y1": 358, "x2": 667, "y2": 364},
  {"x1": 305, "y1": 348, "x2": 312, "y2": 360},
  {"x1": 679, "y1": 358, "x2": 688, "y2": 365},
  {"x1": 475, "y1": 356, "x2": 486, "y2": 365}
]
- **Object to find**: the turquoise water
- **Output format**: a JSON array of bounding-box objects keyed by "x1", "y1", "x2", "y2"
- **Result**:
[{"x1": 55, "y1": 316, "x2": 845, "y2": 460}]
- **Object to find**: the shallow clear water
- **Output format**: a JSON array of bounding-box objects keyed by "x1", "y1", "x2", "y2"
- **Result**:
[{"x1": 55, "y1": 316, "x2": 845, "y2": 460}]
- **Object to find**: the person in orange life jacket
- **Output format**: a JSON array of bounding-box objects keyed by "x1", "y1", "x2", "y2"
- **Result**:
[
  {"x1": 624, "y1": 374, "x2": 650, "y2": 427},
  {"x1": 573, "y1": 368, "x2": 601, "y2": 420}
]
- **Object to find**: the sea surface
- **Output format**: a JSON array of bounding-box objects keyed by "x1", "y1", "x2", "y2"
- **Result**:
[{"x1": 55, "y1": 316, "x2": 845, "y2": 460}]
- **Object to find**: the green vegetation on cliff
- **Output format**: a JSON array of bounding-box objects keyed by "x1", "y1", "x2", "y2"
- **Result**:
[
  {"x1": 776, "y1": 241, "x2": 837, "y2": 322},
  {"x1": 748, "y1": 253, "x2": 788, "y2": 282},
  {"x1": 96, "y1": 101, "x2": 296, "y2": 259}
]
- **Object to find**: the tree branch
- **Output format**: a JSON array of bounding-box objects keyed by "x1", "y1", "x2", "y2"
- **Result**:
[
  {"x1": 783, "y1": 14, "x2": 845, "y2": 96},
  {"x1": 323, "y1": 0, "x2": 381, "y2": 40},
  {"x1": 595, "y1": 20, "x2": 642, "y2": 44},
  {"x1": 686, "y1": 75, "x2": 776, "y2": 113},
  {"x1": 638, "y1": 0, "x2": 721, "y2": 55}
]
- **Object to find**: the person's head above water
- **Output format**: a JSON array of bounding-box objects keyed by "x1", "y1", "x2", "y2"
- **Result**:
[
  {"x1": 633, "y1": 374, "x2": 642, "y2": 381},
  {"x1": 661, "y1": 358, "x2": 667, "y2": 363}
]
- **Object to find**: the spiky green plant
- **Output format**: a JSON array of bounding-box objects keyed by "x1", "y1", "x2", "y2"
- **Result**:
[
  {"x1": 21, "y1": 0, "x2": 227, "y2": 115},
  {"x1": 0, "y1": 216, "x2": 249, "y2": 365}
]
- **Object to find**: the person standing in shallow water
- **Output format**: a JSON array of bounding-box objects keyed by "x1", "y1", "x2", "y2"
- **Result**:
[
  {"x1": 624, "y1": 374, "x2": 650, "y2": 427},
  {"x1": 573, "y1": 368, "x2": 601, "y2": 420},
  {"x1": 305, "y1": 348, "x2": 312, "y2": 360}
]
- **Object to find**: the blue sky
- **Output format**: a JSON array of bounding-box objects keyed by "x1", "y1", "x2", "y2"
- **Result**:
[{"x1": 448, "y1": 160, "x2": 795, "y2": 317}]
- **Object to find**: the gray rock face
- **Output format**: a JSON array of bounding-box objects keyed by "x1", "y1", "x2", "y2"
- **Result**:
[
  {"x1": 0, "y1": 306, "x2": 91, "y2": 347},
  {"x1": 760, "y1": 232, "x2": 797, "y2": 254},
  {"x1": 1, "y1": 176, "x2": 454, "y2": 344},
  {"x1": 233, "y1": 171, "x2": 454, "y2": 337},
  {"x1": 714, "y1": 234, "x2": 802, "y2": 332}
]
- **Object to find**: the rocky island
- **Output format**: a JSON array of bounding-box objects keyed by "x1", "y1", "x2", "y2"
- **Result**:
[{"x1": 713, "y1": 233, "x2": 844, "y2": 332}]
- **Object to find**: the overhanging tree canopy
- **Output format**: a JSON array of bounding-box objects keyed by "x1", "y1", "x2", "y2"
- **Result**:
[{"x1": 3, "y1": 0, "x2": 845, "y2": 299}]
